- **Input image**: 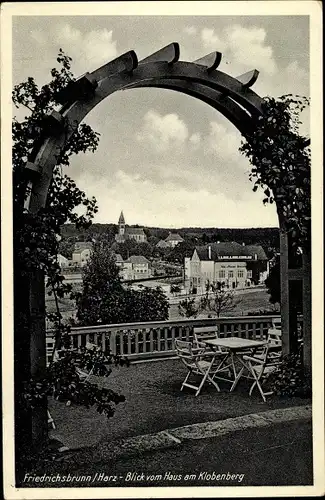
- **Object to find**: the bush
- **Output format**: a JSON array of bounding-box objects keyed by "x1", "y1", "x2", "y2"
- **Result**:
[
  {"x1": 266, "y1": 346, "x2": 311, "y2": 398},
  {"x1": 22, "y1": 347, "x2": 128, "y2": 420}
]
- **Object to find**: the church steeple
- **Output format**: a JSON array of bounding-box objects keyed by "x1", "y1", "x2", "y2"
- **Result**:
[
  {"x1": 118, "y1": 211, "x2": 125, "y2": 225},
  {"x1": 118, "y1": 211, "x2": 125, "y2": 236}
]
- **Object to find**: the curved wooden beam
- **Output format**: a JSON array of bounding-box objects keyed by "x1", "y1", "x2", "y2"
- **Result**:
[
  {"x1": 27, "y1": 59, "x2": 265, "y2": 212},
  {"x1": 123, "y1": 79, "x2": 255, "y2": 135},
  {"x1": 81, "y1": 61, "x2": 263, "y2": 117},
  {"x1": 139, "y1": 42, "x2": 180, "y2": 65},
  {"x1": 193, "y1": 51, "x2": 222, "y2": 72},
  {"x1": 57, "y1": 50, "x2": 138, "y2": 107},
  {"x1": 236, "y1": 69, "x2": 259, "y2": 88}
]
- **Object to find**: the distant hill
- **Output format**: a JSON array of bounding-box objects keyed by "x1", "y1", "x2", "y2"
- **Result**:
[{"x1": 60, "y1": 223, "x2": 279, "y2": 257}]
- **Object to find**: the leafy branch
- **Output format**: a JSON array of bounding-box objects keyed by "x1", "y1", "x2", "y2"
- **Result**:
[{"x1": 240, "y1": 94, "x2": 310, "y2": 252}]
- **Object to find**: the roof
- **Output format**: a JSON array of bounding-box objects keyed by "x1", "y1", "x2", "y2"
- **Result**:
[
  {"x1": 125, "y1": 255, "x2": 150, "y2": 264},
  {"x1": 57, "y1": 254, "x2": 69, "y2": 262},
  {"x1": 156, "y1": 239, "x2": 170, "y2": 248},
  {"x1": 245, "y1": 245, "x2": 268, "y2": 260},
  {"x1": 118, "y1": 211, "x2": 125, "y2": 224},
  {"x1": 194, "y1": 242, "x2": 267, "y2": 261},
  {"x1": 73, "y1": 248, "x2": 92, "y2": 255},
  {"x1": 114, "y1": 253, "x2": 124, "y2": 262},
  {"x1": 74, "y1": 241, "x2": 93, "y2": 251},
  {"x1": 125, "y1": 227, "x2": 145, "y2": 235},
  {"x1": 165, "y1": 233, "x2": 184, "y2": 242}
]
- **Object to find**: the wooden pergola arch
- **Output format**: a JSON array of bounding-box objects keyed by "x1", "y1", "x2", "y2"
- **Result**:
[{"x1": 21, "y1": 42, "x2": 311, "y2": 445}]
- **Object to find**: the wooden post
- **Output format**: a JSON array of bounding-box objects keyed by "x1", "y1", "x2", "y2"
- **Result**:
[
  {"x1": 302, "y1": 251, "x2": 312, "y2": 382},
  {"x1": 29, "y1": 269, "x2": 47, "y2": 447},
  {"x1": 14, "y1": 269, "x2": 33, "y2": 483},
  {"x1": 279, "y1": 229, "x2": 290, "y2": 355}
]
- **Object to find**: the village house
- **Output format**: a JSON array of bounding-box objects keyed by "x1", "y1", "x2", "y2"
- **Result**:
[
  {"x1": 57, "y1": 253, "x2": 70, "y2": 268},
  {"x1": 118, "y1": 255, "x2": 151, "y2": 281},
  {"x1": 71, "y1": 241, "x2": 93, "y2": 267},
  {"x1": 156, "y1": 232, "x2": 184, "y2": 249},
  {"x1": 184, "y1": 241, "x2": 269, "y2": 294}
]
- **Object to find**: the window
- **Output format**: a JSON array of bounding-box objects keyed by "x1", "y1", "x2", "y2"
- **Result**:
[
  {"x1": 247, "y1": 270, "x2": 252, "y2": 278},
  {"x1": 228, "y1": 270, "x2": 234, "y2": 278},
  {"x1": 238, "y1": 270, "x2": 244, "y2": 278},
  {"x1": 219, "y1": 270, "x2": 225, "y2": 279}
]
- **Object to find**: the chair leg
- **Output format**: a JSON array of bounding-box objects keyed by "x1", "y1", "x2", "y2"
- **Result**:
[
  {"x1": 254, "y1": 379, "x2": 267, "y2": 402},
  {"x1": 207, "y1": 375, "x2": 220, "y2": 393},
  {"x1": 181, "y1": 370, "x2": 192, "y2": 391},
  {"x1": 248, "y1": 369, "x2": 267, "y2": 402},
  {"x1": 195, "y1": 360, "x2": 220, "y2": 396},
  {"x1": 47, "y1": 410, "x2": 56, "y2": 430},
  {"x1": 195, "y1": 369, "x2": 211, "y2": 396}
]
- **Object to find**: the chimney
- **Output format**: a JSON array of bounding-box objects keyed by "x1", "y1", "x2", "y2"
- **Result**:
[{"x1": 208, "y1": 245, "x2": 212, "y2": 260}]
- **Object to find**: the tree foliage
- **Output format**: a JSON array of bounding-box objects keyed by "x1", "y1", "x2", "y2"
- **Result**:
[
  {"x1": 178, "y1": 297, "x2": 200, "y2": 318},
  {"x1": 13, "y1": 50, "x2": 100, "y2": 346},
  {"x1": 200, "y1": 281, "x2": 241, "y2": 318},
  {"x1": 112, "y1": 239, "x2": 153, "y2": 259},
  {"x1": 265, "y1": 255, "x2": 302, "y2": 311},
  {"x1": 23, "y1": 346, "x2": 128, "y2": 420},
  {"x1": 13, "y1": 52, "x2": 127, "y2": 423},
  {"x1": 240, "y1": 95, "x2": 310, "y2": 252},
  {"x1": 75, "y1": 244, "x2": 169, "y2": 325}
]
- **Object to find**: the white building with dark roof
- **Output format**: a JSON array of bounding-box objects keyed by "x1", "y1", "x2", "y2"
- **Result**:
[
  {"x1": 120, "y1": 255, "x2": 151, "y2": 280},
  {"x1": 164, "y1": 232, "x2": 184, "y2": 248},
  {"x1": 115, "y1": 211, "x2": 147, "y2": 243},
  {"x1": 156, "y1": 239, "x2": 170, "y2": 249},
  {"x1": 72, "y1": 241, "x2": 93, "y2": 267},
  {"x1": 156, "y1": 232, "x2": 184, "y2": 249},
  {"x1": 184, "y1": 241, "x2": 269, "y2": 294}
]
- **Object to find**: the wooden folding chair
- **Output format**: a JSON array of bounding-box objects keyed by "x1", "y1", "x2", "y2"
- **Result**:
[
  {"x1": 75, "y1": 341, "x2": 101, "y2": 382},
  {"x1": 271, "y1": 318, "x2": 282, "y2": 331},
  {"x1": 175, "y1": 339, "x2": 220, "y2": 396},
  {"x1": 267, "y1": 328, "x2": 282, "y2": 353},
  {"x1": 193, "y1": 326, "x2": 232, "y2": 380},
  {"x1": 242, "y1": 344, "x2": 282, "y2": 402},
  {"x1": 75, "y1": 365, "x2": 94, "y2": 383}
]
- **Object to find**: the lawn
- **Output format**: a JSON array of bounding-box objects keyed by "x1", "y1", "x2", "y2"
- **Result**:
[
  {"x1": 48, "y1": 358, "x2": 308, "y2": 451},
  {"x1": 169, "y1": 286, "x2": 278, "y2": 320}
]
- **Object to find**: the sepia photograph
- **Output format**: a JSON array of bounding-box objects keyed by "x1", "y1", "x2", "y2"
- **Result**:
[{"x1": 1, "y1": 1, "x2": 324, "y2": 498}]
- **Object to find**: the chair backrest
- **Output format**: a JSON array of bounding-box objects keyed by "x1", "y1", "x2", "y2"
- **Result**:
[
  {"x1": 175, "y1": 339, "x2": 200, "y2": 367},
  {"x1": 85, "y1": 341, "x2": 101, "y2": 351},
  {"x1": 271, "y1": 318, "x2": 281, "y2": 330},
  {"x1": 250, "y1": 343, "x2": 281, "y2": 368},
  {"x1": 267, "y1": 328, "x2": 282, "y2": 347},
  {"x1": 175, "y1": 339, "x2": 192, "y2": 356},
  {"x1": 193, "y1": 325, "x2": 218, "y2": 343}
]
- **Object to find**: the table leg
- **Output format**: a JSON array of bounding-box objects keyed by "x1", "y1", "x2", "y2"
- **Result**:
[
  {"x1": 230, "y1": 353, "x2": 255, "y2": 392},
  {"x1": 210, "y1": 351, "x2": 233, "y2": 383}
]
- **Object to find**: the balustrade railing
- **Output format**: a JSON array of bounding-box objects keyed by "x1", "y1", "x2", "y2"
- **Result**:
[{"x1": 46, "y1": 315, "x2": 281, "y2": 364}]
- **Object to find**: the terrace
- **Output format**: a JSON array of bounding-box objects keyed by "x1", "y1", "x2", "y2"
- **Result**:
[{"x1": 48, "y1": 315, "x2": 308, "y2": 452}]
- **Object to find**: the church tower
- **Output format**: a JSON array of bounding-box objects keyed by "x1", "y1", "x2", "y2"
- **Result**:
[{"x1": 118, "y1": 211, "x2": 125, "y2": 236}]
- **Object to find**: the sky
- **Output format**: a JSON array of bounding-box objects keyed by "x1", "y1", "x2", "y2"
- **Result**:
[{"x1": 12, "y1": 12, "x2": 310, "y2": 229}]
